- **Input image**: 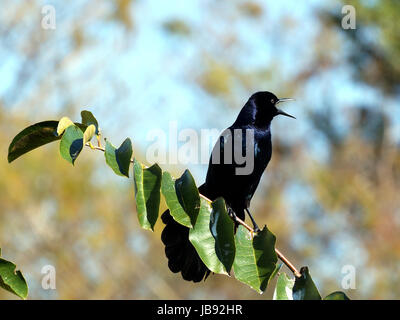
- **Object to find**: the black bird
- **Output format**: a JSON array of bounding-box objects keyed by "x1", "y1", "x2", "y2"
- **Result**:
[{"x1": 161, "y1": 91, "x2": 295, "y2": 282}]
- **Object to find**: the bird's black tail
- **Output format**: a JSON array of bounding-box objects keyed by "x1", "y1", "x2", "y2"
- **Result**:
[{"x1": 161, "y1": 209, "x2": 210, "y2": 282}]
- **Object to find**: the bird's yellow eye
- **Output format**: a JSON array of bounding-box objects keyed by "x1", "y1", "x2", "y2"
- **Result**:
[{"x1": 271, "y1": 98, "x2": 275, "y2": 104}]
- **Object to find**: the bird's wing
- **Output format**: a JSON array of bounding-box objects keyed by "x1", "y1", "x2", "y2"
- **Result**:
[{"x1": 203, "y1": 129, "x2": 237, "y2": 198}]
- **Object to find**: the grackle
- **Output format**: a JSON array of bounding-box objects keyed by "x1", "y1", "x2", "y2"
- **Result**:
[{"x1": 161, "y1": 91, "x2": 295, "y2": 282}]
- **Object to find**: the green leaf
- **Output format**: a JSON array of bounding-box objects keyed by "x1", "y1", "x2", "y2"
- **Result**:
[
  {"x1": 273, "y1": 272, "x2": 294, "y2": 300},
  {"x1": 8, "y1": 121, "x2": 88, "y2": 163},
  {"x1": 0, "y1": 249, "x2": 28, "y2": 299},
  {"x1": 133, "y1": 160, "x2": 162, "y2": 231},
  {"x1": 209, "y1": 198, "x2": 235, "y2": 274},
  {"x1": 270, "y1": 262, "x2": 283, "y2": 280},
  {"x1": 324, "y1": 291, "x2": 350, "y2": 300},
  {"x1": 233, "y1": 225, "x2": 278, "y2": 293},
  {"x1": 56, "y1": 116, "x2": 74, "y2": 136},
  {"x1": 175, "y1": 170, "x2": 200, "y2": 226},
  {"x1": 81, "y1": 110, "x2": 99, "y2": 135},
  {"x1": 189, "y1": 197, "x2": 232, "y2": 275},
  {"x1": 161, "y1": 171, "x2": 200, "y2": 228},
  {"x1": 59, "y1": 125, "x2": 84, "y2": 165},
  {"x1": 8, "y1": 121, "x2": 60, "y2": 163},
  {"x1": 293, "y1": 266, "x2": 322, "y2": 300},
  {"x1": 105, "y1": 138, "x2": 133, "y2": 177}
]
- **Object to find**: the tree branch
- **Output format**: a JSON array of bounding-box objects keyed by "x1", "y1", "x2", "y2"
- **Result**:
[
  {"x1": 200, "y1": 194, "x2": 301, "y2": 278},
  {"x1": 86, "y1": 144, "x2": 301, "y2": 278}
]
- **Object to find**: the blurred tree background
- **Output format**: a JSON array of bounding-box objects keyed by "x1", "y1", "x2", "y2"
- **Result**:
[{"x1": 0, "y1": 0, "x2": 399, "y2": 299}]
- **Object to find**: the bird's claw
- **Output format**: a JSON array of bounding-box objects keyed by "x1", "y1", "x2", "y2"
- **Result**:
[{"x1": 227, "y1": 207, "x2": 238, "y2": 221}]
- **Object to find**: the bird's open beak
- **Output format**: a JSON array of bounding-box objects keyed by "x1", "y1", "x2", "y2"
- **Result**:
[
  {"x1": 276, "y1": 98, "x2": 295, "y2": 104},
  {"x1": 276, "y1": 98, "x2": 296, "y2": 119}
]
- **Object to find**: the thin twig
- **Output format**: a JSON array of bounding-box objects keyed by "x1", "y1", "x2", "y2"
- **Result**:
[
  {"x1": 85, "y1": 147, "x2": 301, "y2": 278},
  {"x1": 85, "y1": 143, "x2": 135, "y2": 163},
  {"x1": 275, "y1": 248, "x2": 301, "y2": 278},
  {"x1": 86, "y1": 144, "x2": 105, "y2": 152}
]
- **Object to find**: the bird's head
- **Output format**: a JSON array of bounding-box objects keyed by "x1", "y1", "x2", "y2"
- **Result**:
[{"x1": 250, "y1": 91, "x2": 295, "y2": 123}]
